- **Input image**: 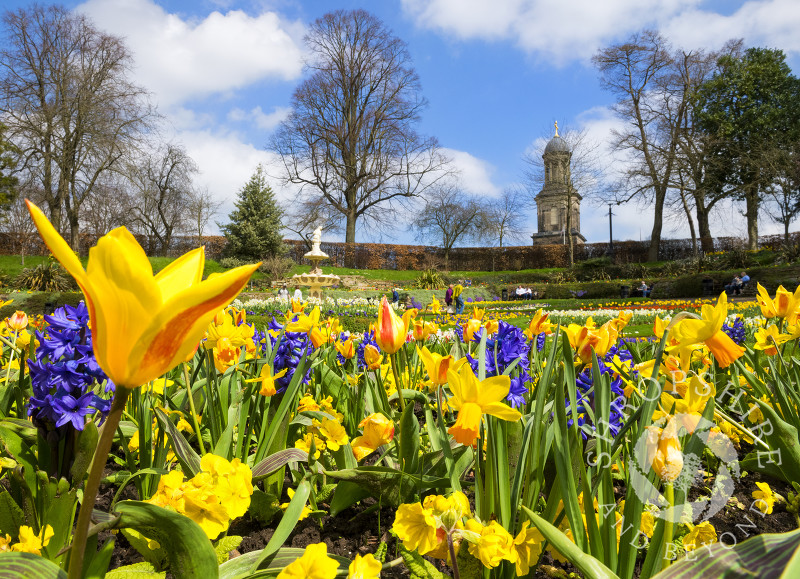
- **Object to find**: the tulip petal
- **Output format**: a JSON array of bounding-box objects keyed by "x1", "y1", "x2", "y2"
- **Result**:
[
  {"x1": 155, "y1": 246, "x2": 205, "y2": 302},
  {"x1": 25, "y1": 200, "x2": 88, "y2": 286},
  {"x1": 126, "y1": 262, "x2": 260, "y2": 387}
]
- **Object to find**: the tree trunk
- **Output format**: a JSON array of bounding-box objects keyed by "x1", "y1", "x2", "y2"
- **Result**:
[
  {"x1": 647, "y1": 188, "x2": 666, "y2": 262},
  {"x1": 344, "y1": 212, "x2": 357, "y2": 267},
  {"x1": 678, "y1": 187, "x2": 698, "y2": 258},
  {"x1": 69, "y1": 217, "x2": 80, "y2": 255},
  {"x1": 745, "y1": 188, "x2": 759, "y2": 250},
  {"x1": 694, "y1": 198, "x2": 714, "y2": 254}
]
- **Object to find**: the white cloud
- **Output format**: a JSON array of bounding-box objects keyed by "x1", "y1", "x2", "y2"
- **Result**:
[
  {"x1": 78, "y1": 0, "x2": 305, "y2": 106},
  {"x1": 401, "y1": 0, "x2": 800, "y2": 65},
  {"x1": 441, "y1": 148, "x2": 502, "y2": 196},
  {"x1": 228, "y1": 105, "x2": 291, "y2": 131}
]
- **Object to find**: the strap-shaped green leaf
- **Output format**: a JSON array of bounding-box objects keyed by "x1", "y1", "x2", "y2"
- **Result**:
[
  {"x1": 0, "y1": 552, "x2": 67, "y2": 578},
  {"x1": 251, "y1": 449, "x2": 308, "y2": 481},
  {"x1": 153, "y1": 407, "x2": 201, "y2": 477}
]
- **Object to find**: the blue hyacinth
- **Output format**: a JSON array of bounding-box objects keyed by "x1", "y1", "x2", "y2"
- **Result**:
[
  {"x1": 567, "y1": 353, "x2": 628, "y2": 440},
  {"x1": 28, "y1": 302, "x2": 114, "y2": 431},
  {"x1": 722, "y1": 316, "x2": 746, "y2": 345},
  {"x1": 466, "y1": 321, "x2": 531, "y2": 409},
  {"x1": 262, "y1": 316, "x2": 313, "y2": 392}
]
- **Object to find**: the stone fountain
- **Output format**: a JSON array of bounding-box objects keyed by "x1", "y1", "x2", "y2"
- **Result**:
[{"x1": 290, "y1": 227, "x2": 341, "y2": 299}]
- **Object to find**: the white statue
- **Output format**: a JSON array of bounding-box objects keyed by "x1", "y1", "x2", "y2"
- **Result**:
[{"x1": 311, "y1": 227, "x2": 322, "y2": 251}]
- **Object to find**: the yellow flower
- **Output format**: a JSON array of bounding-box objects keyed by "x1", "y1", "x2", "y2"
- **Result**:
[
  {"x1": 757, "y1": 283, "x2": 800, "y2": 321},
  {"x1": 462, "y1": 318, "x2": 482, "y2": 343},
  {"x1": 280, "y1": 488, "x2": 312, "y2": 521},
  {"x1": 246, "y1": 364, "x2": 287, "y2": 397},
  {"x1": 335, "y1": 337, "x2": 356, "y2": 359},
  {"x1": 483, "y1": 319, "x2": 499, "y2": 336},
  {"x1": 652, "y1": 315, "x2": 668, "y2": 339},
  {"x1": 363, "y1": 344, "x2": 383, "y2": 370},
  {"x1": 200, "y1": 453, "x2": 253, "y2": 519},
  {"x1": 465, "y1": 519, "x2": 516, "y2": 569},
  {"x1": 0, "y1": 534, "x2": 11, "y2": 552},
  {"x1": 752, "y1": 482, "x2": 778, "y2": 514},
  {"x1": 682, "y1": 521, "x2": 717, "y2": 551},
  {"x1": 645, "y1": 417, "x2": 683, "y2": 482},
  {"x1": 417, "y1": 346, "x2": 453, "y2": 386},
  {"x1": 12, "y1": 525, "x2": 54, "y2": 555},
  {"x1": 347, "y1": 553, "x2": 382, "y2": 579},
  {"x1": 7, "y1": 311, "x2": 28, "y2": 331},
  {"x1": 472, "y1": 307, "x2": 485, "y2": 320},
  {"x1": 376, "y1": 297, "x2": 406, "y2": 354},
  {"x1": 446, "y1": 363, "x2": 522, "y2": 447},
  {"x1": 26, "y1": 200, "x2": 260, "y2": 389},
  {"x1": 524, "y1": 309, "x2": 552, "y2": 339},
  {"x1": 753, "y1": 325, "x2": 791, "y2": 356},
  {"x1": 429, "y1": 296, "x2": 441, "y2": 314},
  {"x1": 511, "y1": 520, "x2": 544, "y2": 577},
  {"x1": 352, "y1": 413, "x2": 395, "y2": 461},
  {"x1": 657, "y1": 375, "x2": 715, "y2": 434},
  {"x1": 319, "y1": 418, "x2": 349, "y2": 451},
  {"x1": 295, "y1": 432, "x2": 325, "y2": 459},
  {"x1": 670, "y1": 293, "x2": 743, "y2": 368},
  {"x1": 564, "y1": 321, "x2": 618, "y2": 364},
  {"x1": 393, "y1": 502, "x2": 439, "y2": 555},
  {"x1": 277, "y1": 542, "x2": 339, "y2": 579}
]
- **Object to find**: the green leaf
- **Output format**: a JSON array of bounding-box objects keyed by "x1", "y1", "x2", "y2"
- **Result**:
[
  {"x1": 153, "y1": 408, "x2": 201, "y2": 477},
  {"x1": 105, "y1": 562, "x2": 166, "y2": 579},
  {"x1": 652, "y1": 529, "x2": 800, "y2": 578},
  {"x1": 398, "y1": 543, "x2": 451, "y2": 579},
  {"x1": 323, "y1": 467, "x2": 448, "y2": 507},
  {"x1": 251, "y1": 449, "x2": 308, "y2": 481},
  {"x1": 0, "y1": 552, "x2": 67, "y2": 578},
  {"x1": 249, "y1": 480, "x2": 312, "y2": 573},
  {"x1": 522, "y1": 506, "x2": 620, "y2": 579},
  {"x1": 220, "y1": 547, "x2": 351, "y2": 579},
  {"x1": 113, "y1": 501, "x2": 218, "y2": 579},
  {"x1": 399, "y1": 403, "x2": 420, "y2": 476},
  {"x1": 329, "y1": 480, "x2": 371, "y2": 517},
  {"x1": 0, "y1": 490, "x2": 24, "y2": 536},
  {"x1": 248, "y1": 489, "x2": 281, "y2": 525},
  {"x1": 84, "y1": 537, "x2": 116, "y2": 579},
  {"x1": 215, "y1": 536, "x2": 243, "y2": 565},
  {"x1": 70, "y1": 421, "x2": 98, "y2": 489}
]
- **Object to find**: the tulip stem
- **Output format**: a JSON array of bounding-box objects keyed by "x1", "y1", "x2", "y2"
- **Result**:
[
  {"x1": 390, "y1": 353, "x2": 406, "y2": 412},
  {"x1": 447, "y1": 533, "x2": 461, "y2": 579},
  {"x1": 662, "y1": 482, "x2": 675, "y2": 569},
  {"x1": 68, "y1": 388, "x2": 130, "y2": 579}
]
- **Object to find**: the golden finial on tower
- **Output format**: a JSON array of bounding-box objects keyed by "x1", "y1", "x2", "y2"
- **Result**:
[{"x1": 554, "y1": 121, "x2": 559, "y2": 137}]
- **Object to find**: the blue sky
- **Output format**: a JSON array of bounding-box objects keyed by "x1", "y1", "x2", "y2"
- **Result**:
[{"x1": 4, "y1": 0, "x2": 800, "y2": 245}]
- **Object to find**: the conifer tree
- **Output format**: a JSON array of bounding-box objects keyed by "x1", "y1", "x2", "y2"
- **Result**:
[{"x1": 220, "y1": 165, "x2": 284, "y2": 260}]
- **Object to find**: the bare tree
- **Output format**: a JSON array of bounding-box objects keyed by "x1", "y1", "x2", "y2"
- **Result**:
[
  {"x1": 270, "y1": 9, "x2": 449, "y2": 261},
  {"x1": 593, "y1": 31, "x2": 695, "y2": 262},
  {"x1": 186, "y1": 187, "x2": 222, "y2": 241},
  {"x1": 0, "y1": 193, "x2": 38, "y2": 265},
  {"x1": 475, "y1": 187, "x2": 529, "y2": 271},
  {"x1": 126, "y1": 143, "x2": 197, "y2": 256},
  {"x1": 411, "y1": 180, "x2": 484, "y2": 270},
  {"x1": 0, "y1": 5, "x2": 155, "y2": 252},
  {"x1": 283, "y1": 195, "x2": 343, "y2": 251}
]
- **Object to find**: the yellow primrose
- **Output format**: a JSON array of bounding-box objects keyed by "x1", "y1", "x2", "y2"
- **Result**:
[
  {"x1": 465, "y1": 519, "x2": 516, "y2": 569},
  {"x1": 682, "y1": 521, "x2": 717, "y2": 551},
  {"x1": 295, "y1": 432, "x2": 325, "y2": 459},
  {"x1": 393, "y1": 502, "x2": 439, "y2": 555},
  {"x1": 347, "y1": 553, "x2": 382, "y2": 579},
  {"x1": 752, "y1": 482, "x2": 778, "y2": 514},
  {"x1": 12, "y1": 525, "x2": 54, "y2": 555},
  {"x1": 277, "y1": 543, "x2": 338, "y2": 579},
  {"x1": 319, "y1": 418, "x2": 349, "y2": 451},
  {"x1": 26, "y1": 200, "x2": 259, "y2": 389},
  {"x1": 446, "y1": 363, "x2": 522, "y2": 447}
]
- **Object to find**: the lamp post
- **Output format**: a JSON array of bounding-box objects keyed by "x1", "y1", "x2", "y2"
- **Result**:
[{"x1": 608, "y1": 203, "x2": 614, "y2": 256}]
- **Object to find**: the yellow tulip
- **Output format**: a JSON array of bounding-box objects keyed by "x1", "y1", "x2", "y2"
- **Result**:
[
  {"x1": 645, "y1": 417, "x2": 683, "y2": 482},
  {"x1": 417, "y1": 346, "x2": 453, "y2": 385},
  {"x1": 26, "y1": 200, "x2": 259, "y2": 389}
]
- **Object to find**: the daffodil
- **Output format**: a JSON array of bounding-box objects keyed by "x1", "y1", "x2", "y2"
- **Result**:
[
  {"x1": 429, "y1": 296, "x2": 441, "y2": 314},
  {"x1": 376, "y1": 296, "x2": 406, "y2": 354},
  {"x1": 656, "y1": 375, "x2": 715, "y2": 434},
  {"x1": 465, "y1": 519, "x2": 516, "y2": 569},
  {"x1": 246, "y1": 364, "x2": 287, "y2": 397},
  {"x1": 26, "y1": 200, "x2": 260, "y2": 389},
  {"x1": 446, "y1": 363, "x2": 522, "y2": 446},
  {"x1": 753, "y1": 325, "x2": 791, "y2": 356},
  {"x1": 511, "y1": 521, "x2": 544, "y2": 577},
  {"x1": 757, "y1": 283, "x2": 800, "y2": 322},
  {"x1": 670, "y1": 293, "x2": 743, "y2": 368},
  {"x1": 277, "y1": 543, "x2": 339, "y2": 579}
]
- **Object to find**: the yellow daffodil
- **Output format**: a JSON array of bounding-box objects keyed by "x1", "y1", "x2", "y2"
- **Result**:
[
  {"x1": 285, "y1": 306, "x2": 321, "y2": 334},
  {"x1": 429, "y1": 296, "x2": 441, "y2": 314},
  {"x1": 376, "y1": 296, "x2": 406, "y2": 354},
  {"x1": 247, "y1": 364, "x2": 287, "y2": 397},
  {"x1": 752, "y1": 482, "x2": 778, "y2": 514},
  {"x1": 682, "y1": 522, "x2": 717, "y2": 551},
  {"x1": 277, "y1": 543, "x2": 338, "y2": 579},
  {"x1": 753, "y1": 325, "x2": 791, "y2": 356},
  {"x1": 446, "y1": 363, "x2": 522, "y2": 446},
  {"x1": 26, "y1": 200, "x2": 259, "y2": 389},
  {"x1": 670, "y1": 293, "x2": 743, "y2": 368},
  {"x1": 757, "y1": 283, "x2": 800, "y2": 322},
  {"x1": 645, "y1": 417, "x2": 683, "y2": 482},
  {"x1": 347, "y1": 553, "x2": 382, "y2": 579},
  {"x1": 657, "y1": 375, "x2": 715, "y2": 434},
  {"x1": 417, "y1": 346, "x2": 453, "y2": 386}
]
